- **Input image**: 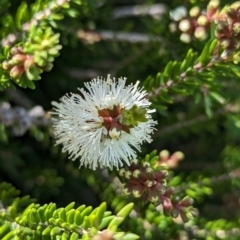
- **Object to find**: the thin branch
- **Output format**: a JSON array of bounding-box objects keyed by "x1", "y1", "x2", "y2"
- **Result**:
[
  {"x1": 0, "y1": 102, "x2": 51, "y2": 136},
  {"x1": 175, "y1": 168, "x2": 240, "y2": 194},
  {"x1": 76, "y1": 30, "x2": 164, "y2": 44},
  {"x1": 146, "y1": 54, "x2": 228, "y2": 100},
  {"x1": 154, "y1": 104, "x2": 240, "y2": 138},
  {"x1": 1, "y1": 0, "x2": 70, "y2": 47},
  {"x1": 113, "y1": 4, "x2": 168, "y2": 19}
]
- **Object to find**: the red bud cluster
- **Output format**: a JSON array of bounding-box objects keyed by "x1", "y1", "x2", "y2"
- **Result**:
[
  {"x1": 119, "y1": 159, "x2": 198, "y2": 222},
  {"x1": 215, "y1": 2, "x2": 240, "y2": 52},
  {"x1": 120, "y1": 160, "x2": 168, "y2": 203},
  {"x1": 2, "y1": 46, "x2": 35, "y2": 80},
  {"x1": 169, "y1": 0, "x2": 219, "y2": 42}
]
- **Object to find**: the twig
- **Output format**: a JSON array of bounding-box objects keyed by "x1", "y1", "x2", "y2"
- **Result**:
[
  {"x1": 76, "y1": 30, "x2": 164, "y2": 44},
  {"x1": 175, "y1": 168, "x2": 240, "y2": 194},
  {"x1": 113, "y1": 4, "x2": 168, "y2": 19},
  {"x1": 0, "y1": 102, "x2": 51, "y2": 136},
  {"x1": 154, "y1": 104, "x2": 240, "y2": 138}
]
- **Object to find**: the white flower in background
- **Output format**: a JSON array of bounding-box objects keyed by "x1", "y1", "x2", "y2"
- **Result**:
[{"x1": 52, "y1": 75, "x2": 157, "y2": 170}]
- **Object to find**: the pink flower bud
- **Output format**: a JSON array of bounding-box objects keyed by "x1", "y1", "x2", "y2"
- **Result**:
[
  {"x1": 9, "y1": 54, "x2": 27, "y2": 65},
  {"x1": 10, "y1": 66, "x2": 24, "y2": 79},
  {"x1": 2, "y1": 61, "x2": 11, "y2": 70}
]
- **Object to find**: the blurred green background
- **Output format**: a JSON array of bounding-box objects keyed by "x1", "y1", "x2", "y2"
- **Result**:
[{"x1": 1, "y1": 0, "x2": 240, "y2": 239}]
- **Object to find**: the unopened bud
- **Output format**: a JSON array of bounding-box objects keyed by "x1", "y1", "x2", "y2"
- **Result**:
[
  {"x1": 109, "y1": 127, "x2": 121, "y2": 139},
  {"x1": 119, "y1": 168, "x2": 125, "y2": 177},
  {"x1": 146, "y1": 180, "x2": 154, "y2": 187},
  {"x1": 194, "y1": 26, "x2": 207, "y2": 40},
  {"x1": 180, "y1": 33, "x2": 191, "y2": 43},
  {"x1": 231, "y1": 2, "x2": 240, "y2": 10},
  {"x1": 24, "y1": 57, "x2": 35, "y2": 69},
  {"x1": 132, "y1": 190, "x2": 141, "y2": 198},
  {"x1": 207, "y1": 0, "x2": 220, "y2": 10},
  {"x1": 160, "y1": 179, "x2": 167, "y2": 187},
  {"x1": 10, "y1": 66, "x2": 24, "y2": 79},
  {"x1": 161, "y1": 170, "x2": 169, "y2": 177},
  {"x1": 150, "y1": 196, "x2": 159, "y2": 203},
  {"x1": 169, "y1": 23, "x2": 177, "y2": 33},
  {"x1": 9, "y1": 54, "x2": 26, "y2": 65},
  {"x1": 173, "y1": 151, "x2": 184, "y2": 160},
  {"x1": 146, "y1": 167, "x2": 153, "y2": 174},
  {"x1": 233, "y1": 22, "x2": 240, "y2": 36},
  {"x1": 159, "y1": 150, "x2": 169, "y2": 159},
  {"x1": 179, "y1": 19, "x2": 191, "y2": 32},
  {"x1": 124, "y1": 171, "x2": 132, "y2": 179},
  {"x1": 197, "y1": 15, "x2": 208, "y2": 26},
  {"x1": 133, "y1": 169, "x2": 141, "y2": 178},
  {"x1": 180, "y1": 196, "x2": 194, "y2": 207},
  {"x1": 10, "y1": 46, "x2": 23, "y2": 55},
  {"x1": 122, "y1": 187, "x2": 130, "y2": 195},
  {"x1": 142, "y1": 162, "x2": 150, "y2": 168},
  {"x1": 130, "y1": 159, "x2": 138, "y2": 165},
  {"x1": 162, "y1": 196, "x2": 172, "y2": 215},
  {"x1": 189, "y1": 6, "x2": 200, "y2": 17},
  {"x1": 2, "y1": 61, "x2": 11, "y2": 70},
  {"x1": 220, "y1": 39, "x2": 230, "y2": 48}
]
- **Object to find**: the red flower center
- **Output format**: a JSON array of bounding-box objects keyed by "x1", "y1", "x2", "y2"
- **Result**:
[{"x1": 98, "y1": 105, "x2": 130, "y2": 134}]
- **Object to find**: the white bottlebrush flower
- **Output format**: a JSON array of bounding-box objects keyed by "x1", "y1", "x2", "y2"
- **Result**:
[{"x1": 52, "y1": 75, "x2": 157, "y2": 170}]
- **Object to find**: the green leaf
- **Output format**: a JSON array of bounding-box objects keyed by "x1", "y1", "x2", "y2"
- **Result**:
[
  {"x1": 163, "y1": 61, "x2": 173, "y2": 81},
  {"x1": 82, "y1": 216, "x2": 91, "y2": 229},
  {"x1": 209, "y1": 91, "x2": 225, "y2": 104},
  {"x1": 76, "y1": 204, "x2": 86, "y2": 212},
  {"x1": 204, "y1": 94, "x2": 213, "y2": 118},
  {"x1": 121, "y1": 233, "x2": 140, "y2": 240},
  {"x1": 199, "y1": 39, "x2": 217, "y2": 66},
  {"x1": 59, "y1": 208, "x2": 67, "y2": 221},
  {"x1": 210, "y1": 21, "x2": 216, "y2": 39},
  {"x1": 74, "y1": 210, "x2": 83, "y2": 225},
  {"x1": 50, "y1": 227, "x2": 62, "y2": 236},
  {"x1": 65, "y1": 202, "x2": 75, "y2": 212},
  {"x1": 159, "y1": 92, "x2": 173, "y2": 104},
  {"x1": 108, "y1": 203, "x2": 134, "y2": 231},
  {"x1": 180, "y1": 49, "x2": 193, "y2": 72},
  {"x1": 25, "y1": 79, "x2": 36, "y2": 89},
  {"x1": 0, "y1": 53, "x2": 6, "y2": 61},
  {"x1": 99, "y1": 216, "x2": 115, "y2": 229},
  {"x1": 95, "y1": 202, "x2": 106, "y2": 228},
  {"x1": 66, "y1": 209, "x2": 75, "y2": 224},
  {"x1": 15, "y1": 2, "x2": 29, "y2": 30},
  {"x1": 66, "y1": 9, "x2": 79, "y2": 18},
  {"x1": 70, "y1": 232, "x2": 79, "y2": 240},
  {"x1": 171, "y1": 61, "x2": 181, "y2": 80}
]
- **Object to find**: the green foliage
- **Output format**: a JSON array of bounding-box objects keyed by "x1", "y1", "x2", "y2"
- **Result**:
[
  {"x1": 0, "y1": 0, "x2": 82, "y2": 90},
  {"x1": 146, "y1": 37, "x2": 240, "y2": 117},
  {"x1": 0, "y1": 182, "x2": 138, "y2": 240},
  {"x1": 1, "y1": 0, "x2": 240, "y2": 239},
  {"x1": 121, "y1": 104, "x2": 148, "y2": 126}
]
